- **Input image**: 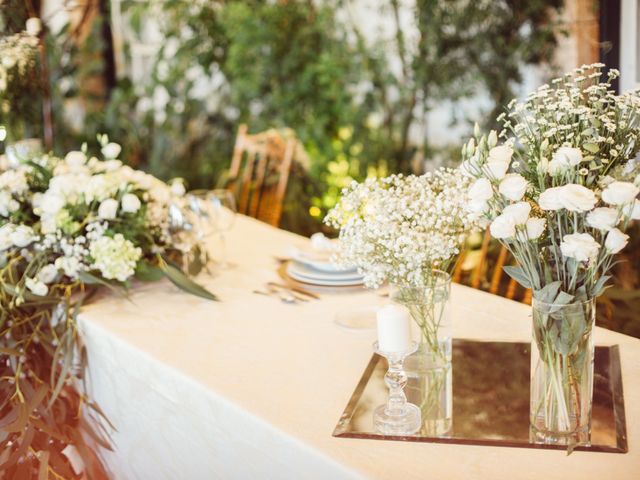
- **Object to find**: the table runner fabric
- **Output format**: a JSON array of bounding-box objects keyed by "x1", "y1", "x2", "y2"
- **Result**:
[{"x1": 79, "y1": 215, "x2": 640, "y2": 479}]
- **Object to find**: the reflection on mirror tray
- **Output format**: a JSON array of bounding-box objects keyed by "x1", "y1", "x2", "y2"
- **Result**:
[{"x1": 333, "y1": 340, "x2": 627, "y2": 453}]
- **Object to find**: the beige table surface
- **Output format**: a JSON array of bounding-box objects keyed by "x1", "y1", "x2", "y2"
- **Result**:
[{"x1": 79, "y1": 215, "x2": 639, "y2": 480}]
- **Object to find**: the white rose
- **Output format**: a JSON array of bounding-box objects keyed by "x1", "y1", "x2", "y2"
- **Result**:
[
  {"x1": 101, "y1": 142, "x2": 122, "y2": 160},
  {"x1": 605, "y1": 228, "x2": 629, "y2": 254},
  {"x1": 170, "y1": 179, "x2": 186, "y2": 196},
  {"x1": 0, "y1": 224, "x2": 14, "y2": 250},
  {"x1": 490, "y1": 214, "x2": 516, "y2": 239},
  {"x1": 25, "y1": 277, "x2": 48, "y2": 296},
  {"x1": 525, "y1": 217, "x2": 546, "y2": 240},
  {"x1": 102, "y1": 159, "x2": 123, "y2": 172},
  {"x1": 98, "y1": 198, "x2": 119, "y2": 219},
  {"x1": 121, "y1": 193, "x2": 141, "y2": 213},
  {"x1": 10, "y1": 225, "x2": 36, "y2": 248},
  {"x1": 37, "y1": 264, "x2": 58, "y2": 284},
  {"x1": 25, "y1": 17, "x2": 42, "y2": 36},
  {"x1": 622, "y1": 199, "x2": 640, "y2": 220},
  {"x1": 468, "y1": 178, "x2": 493, "y2": 212},
  {"x1": 539, "y1": 184, "x2": 596, "y2": 212},
  {"x1": 601, "y1": 181, "x2": 639, "y2": 206},
  {"x1": 38, "y1": 193, "x2": 65, "y2": 216},
  {"x1": 65, "y1": 151, "x2": 87, "y2": 168},
  {"x1": 502, "y1": 202, "x2": 531, "y2": 225},
  {"x1": 538, "y1": 186, "x2": 563, "y2": 210},
  {"x1": 558, "y1": 184, "x2": 597, "y2": 211},
  {"x1": 55, "y1": 256, "x2": 82, "y2": 279},
  {"x1": 484, "y1": 145, "x2": 513, "y2": 180},
  {"x1": 549, "y1": 147, "x2": 583, "y2": 175},
  {"x1": 560, "y1": 233, "x2": 600, "y2": 262},
  {"x1": 499, "y1": 174, "x2": 529, "y2": 201},
  {"x1": 586, "y1": 207, "x2": 619, "y2": 231}
]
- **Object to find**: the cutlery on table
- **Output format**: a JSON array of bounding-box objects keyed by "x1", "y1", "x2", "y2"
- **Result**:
[{"x1": 267, "y1": 281, "x2": 320, "y2": 300}]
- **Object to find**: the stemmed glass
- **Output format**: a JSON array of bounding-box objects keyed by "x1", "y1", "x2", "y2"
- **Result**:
[
  {"x1": 208, "y1": 189, "x2": 236, "y2": 268},
  {"x1": 186, "y1": 189, "x2": 236, "y2": 269}
]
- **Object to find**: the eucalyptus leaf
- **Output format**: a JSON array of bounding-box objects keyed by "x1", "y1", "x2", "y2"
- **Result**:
[
  {"x1": 533, "y1": 281, "x2": 561, "y2": 303},
  {"x1": 502, "y1": 266, "x2": 532, "y2": 289},
  {"x1": 582, "y1": 143, "x2": 599, "y2": 153},
  {"x1": 590, "y1": 275, "x2": 611, "y2": 298},
  {"x1": 135, "y1": 261, "x2": 165, "y2": 282},
  {"x1": 158, "y1": 257, "x2": 218, "y2": 301}
]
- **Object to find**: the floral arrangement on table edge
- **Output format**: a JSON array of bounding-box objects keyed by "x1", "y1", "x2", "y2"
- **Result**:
[
  {"x1": 0, "y1": 136, "x2": 216, "y2": 477},
  {"x1": 325, "y1": 169, "x2": 482, "y2": 359},
  {"x1": 462, "y1": 64, "x2": 640, "y2": 449}
]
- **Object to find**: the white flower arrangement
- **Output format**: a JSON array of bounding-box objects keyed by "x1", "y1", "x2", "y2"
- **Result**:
[
  {"x1": 325, "y1": 169, "x2": 481, "y2": 288},
  {"x1": 0, "y1": 135, "x2": 217, "y2": 472},
  {"x1": 462, "y1": 64, "x2": 640, "y2": 301}
]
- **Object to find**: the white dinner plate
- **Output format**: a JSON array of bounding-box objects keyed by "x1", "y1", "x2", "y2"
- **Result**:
[
  {"x1": 289, "y1": 247, "x2": 356, "y2": 274},
  {"x1": 286, "y1": 262, "x2": 364, "y2": 286}
]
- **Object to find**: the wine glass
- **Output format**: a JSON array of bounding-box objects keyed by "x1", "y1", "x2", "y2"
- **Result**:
[
  {"x1": 208, "y1": 189, "x2": 237, "y2": 268},
  {"x1": 186, "y1": 189, "x2": 236, "y2": 269}
]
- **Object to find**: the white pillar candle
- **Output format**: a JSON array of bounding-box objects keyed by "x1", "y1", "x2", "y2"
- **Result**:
[{"x1": 376, "y1": 304, "x2": 412, "y2": 353}]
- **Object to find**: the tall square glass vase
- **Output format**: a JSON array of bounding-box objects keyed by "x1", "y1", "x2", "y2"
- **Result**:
[
  {"x1": 530, "y1": 298, "x2": 595, "y2": 446},
  {"x1": 391, "y1": 270, "x2": 452, "y2": 436}
]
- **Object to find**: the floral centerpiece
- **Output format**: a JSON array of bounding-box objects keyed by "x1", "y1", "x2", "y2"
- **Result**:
[
  {"x1": 462, "y1": 64, "x2": 640, "y2": 448},
  {"x1": 325, "y1": 169, "x2": 481, "y2": 434},
  {"x1": 0, "y1": 137, "x2": 215, "y2": 477}
]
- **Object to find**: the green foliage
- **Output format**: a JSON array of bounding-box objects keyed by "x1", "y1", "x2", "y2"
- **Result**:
[{"x1": 2, "y1": 0, "x2": 565, "y2": 231}]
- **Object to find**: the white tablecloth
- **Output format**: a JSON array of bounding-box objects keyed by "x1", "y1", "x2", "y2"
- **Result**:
[{"x1": 79, "y1": 215, "x2": 640, "y2": 479}]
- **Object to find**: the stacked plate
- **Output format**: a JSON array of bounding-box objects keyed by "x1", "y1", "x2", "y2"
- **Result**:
[{"x1": 286, "y1": 243, "x2": 364, "y2": 287}]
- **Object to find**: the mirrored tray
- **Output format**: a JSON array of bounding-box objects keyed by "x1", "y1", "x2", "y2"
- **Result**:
[{"x1": 334, "y1": 340, "x2": 627, "y2": 453}]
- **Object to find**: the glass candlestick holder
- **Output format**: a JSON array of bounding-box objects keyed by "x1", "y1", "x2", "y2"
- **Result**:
[{"x1": 373, "y1": 341, "x2": 421, "y2": 435}]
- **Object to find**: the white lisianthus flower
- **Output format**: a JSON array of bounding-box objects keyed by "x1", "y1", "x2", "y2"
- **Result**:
[
  {"x1": 0, "y1": 224, "x2": 14, "y2": 250},
  {"x1": 560, "y1": 233, "x2": 600, "y2": 262},
  {"x1": 538, "y1": 184, "x2": 596, "y2": 212},
  {"x1": 98, "y1": 198, "x2": 119, "y2": 219},
  {"x1": 101, "y1": 142, "x2": 122, "y2": 160},
  {"x1": 89, "y1": 233, "x2": 142, "y2": 282},
  {"x1": 490, "y1": 214, "x2": 516, "y2": 239},
  {"x1": 37, "y1": 264, "x2": 58, "y2": 284},
  {"x1": 55, "y1": 256, "x2": 83, "y2": 279},
  {"x1": 38, "y1": 192, "x2": 65, "y2": 216},
  {"x1": 605, "y1": 228, "x2": 629, "y2": 254},
  {"x1": 10, "y1": 225, "x2": 36, "y2": 248},
  {"x1": 502, "y1": 202, "x2": 531, "y2": 225},
  {"x1": 25, "y1": 17, "x2": 42, "y2": 36},
  {"x1": 170, "y1": 179, "x2": 186, "y2": 196},
  {"x1": 484, "y1": 145, "x2": 513, "y2": 180},
  {"x1": 121, "y1": 193, "x2": 141, "y2": 213},
  {"x1": 586, "y1": 207, "x2": 619, "y2": 231},
  {"x1": 0, "y1": 191, "x2": 18, "y2": 217},
  {"x1": 65, "y1": 151, "x2": 87, "y2": 168},
  {"x1": 525, "y1": 217, "x2": 546, "y2": 240},
  {"x1": 548, "y1": 147, "x2": 583, "y2": 175},
  {"x1": 622, "y1": 199, "x2": 640, "y2": 220},
  {"x1": 25, "y1": 277, "x2": 48, "y2": 296},
  {"x1": 499, "y1": 174, "x2": 529, "y2": 201},
  {"x1": 601, "y1": 181, "x2": 639, "y2": 206},
  {"x1": 468, "y1": 178, "x2": 493, "y2": 212}
]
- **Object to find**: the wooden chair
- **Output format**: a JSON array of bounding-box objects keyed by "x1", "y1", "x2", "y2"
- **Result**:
[
  {"x1": 453, "y1": 230, "x2": 532, "y2": 304},
  {"x1": 226, "y1": 124, "x2": 296, "y2": 227}
]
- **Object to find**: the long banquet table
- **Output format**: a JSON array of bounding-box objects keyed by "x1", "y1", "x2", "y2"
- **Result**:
[{"x1": 79, "y1": 215, "x2": 640, "y2": 479}]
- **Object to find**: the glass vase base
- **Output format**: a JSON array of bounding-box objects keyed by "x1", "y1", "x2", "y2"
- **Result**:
[
  {"x1": 530, "y1": 423, "x2": 591, "y2": 447},
  {"x1": 374, "y1": 403, "x2": 421, "y2": 435},
  {"x1": 423, "y1": 418, "x2": 452, "y2": 437}
]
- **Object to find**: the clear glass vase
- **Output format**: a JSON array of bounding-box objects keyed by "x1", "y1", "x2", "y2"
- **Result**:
[
  {"x1": 390, "y1": 270, "x2": 452, "y2": 436},
  {"x1": 530, "y1": 297, "x2": 595, "y2": 446}
]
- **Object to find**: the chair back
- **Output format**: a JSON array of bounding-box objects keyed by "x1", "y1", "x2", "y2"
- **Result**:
[
  {"x1": 453, "y1": 230, "x2": 532, "y2": 304},
  {"x1": 227, "y1": 124, "x2": 295, "y2": 227}
]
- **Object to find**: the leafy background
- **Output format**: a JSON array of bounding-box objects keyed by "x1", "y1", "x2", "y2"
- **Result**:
[{"x1": 1, "y1": 0, "x2": 639, "y2": 337}]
